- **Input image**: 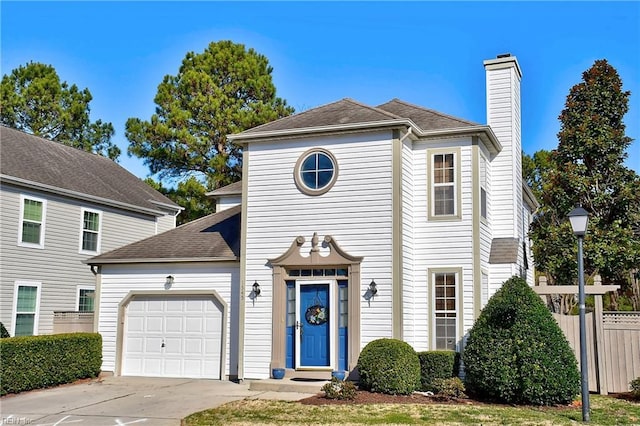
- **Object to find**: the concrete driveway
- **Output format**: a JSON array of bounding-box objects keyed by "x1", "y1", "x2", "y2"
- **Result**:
[{"x1": 0, "y1": 376, "x2": 314, "y2": 426}]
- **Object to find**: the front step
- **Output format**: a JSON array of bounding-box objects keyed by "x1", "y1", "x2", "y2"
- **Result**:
[{"x1": 249, "y1": 378, "x2": 329, "y2": 394}]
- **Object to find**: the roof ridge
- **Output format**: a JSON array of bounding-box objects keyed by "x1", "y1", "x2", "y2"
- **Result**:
[
  {"x1": 240, "y1": 98, "x2": 355, "y2": 134},
  {"x1": 342, "y1": 98, "x2": 404, "y2": 121},
  {"x1": 379, "y1": 99, "x2": 478, "y2": 126}
]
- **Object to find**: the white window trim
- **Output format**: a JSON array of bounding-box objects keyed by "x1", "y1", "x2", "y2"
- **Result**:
[
  {"x1": 427, "y1": 148, "x2": 462, "y2": 221},
  {"x1": 11, "y1": 281, "x2": 41, "y2": 336},
  {"x1": 18, "y1": 194, "x2": 47, "y2": 249},
  {"x1": 79, "y1": 207, "x2": 102, "y2": 254},
  {"x1": 429, "y1": 268, "x2": 463, "y2": 351},
  {"x1": 76, "y1": 285, "x2": 96, "y2": 311}
]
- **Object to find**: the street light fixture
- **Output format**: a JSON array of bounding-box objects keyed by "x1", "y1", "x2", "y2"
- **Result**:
[{"x1": 568, "y1": 206, "x2": 590, "y2": 422}]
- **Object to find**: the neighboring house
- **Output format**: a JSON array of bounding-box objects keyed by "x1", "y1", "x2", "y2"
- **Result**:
[
  {"x1": 0, "y1": 126, "x2": 182, "y2": 337},
  {"x1": 87, "y1": 54, "x2": 538, "y2": 381}
]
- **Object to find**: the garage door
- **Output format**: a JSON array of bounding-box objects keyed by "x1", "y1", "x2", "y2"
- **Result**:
[{"x1": 122, "y1": 295, "x2": 223, "y2": 379}]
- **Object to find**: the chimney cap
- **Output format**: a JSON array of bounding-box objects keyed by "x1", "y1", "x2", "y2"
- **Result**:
[{"x1": 497, "y1": 53, "x2": 512, "y2": 58}]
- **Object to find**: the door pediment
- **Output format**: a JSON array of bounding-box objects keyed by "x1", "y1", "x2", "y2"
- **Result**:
[{"x1": 269, "y1": 233, "x2": 363, "y2": 266}]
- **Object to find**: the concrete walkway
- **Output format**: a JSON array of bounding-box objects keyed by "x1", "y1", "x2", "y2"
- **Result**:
[{"x1": 0, "y1": 376, "x2": 317, "y2": 426}]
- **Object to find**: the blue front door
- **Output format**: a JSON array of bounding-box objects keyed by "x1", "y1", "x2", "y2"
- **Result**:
[{"x1": 298, "y1": 283, "x2": 330, "y2": 367}]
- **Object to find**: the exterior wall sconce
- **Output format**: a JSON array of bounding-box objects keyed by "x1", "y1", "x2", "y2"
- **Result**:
[
  {"x1": 369, "y1": 279, "x2": 377, "y2": 296},
  {"x1": 252, "y1": 281, "x2": 261, "y2": 296},
  {"x1": 165, "y1": 275, "x2": 174, "y2": 290}
]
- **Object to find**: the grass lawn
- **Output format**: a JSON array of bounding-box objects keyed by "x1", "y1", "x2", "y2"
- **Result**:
[{"x1": 184, "y1": 394, "x2": 639, "y2": 425}]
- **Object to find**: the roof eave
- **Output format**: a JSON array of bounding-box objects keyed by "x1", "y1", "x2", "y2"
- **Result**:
[
  {"x1": 227, "y1": 119, "x2": 416, "y2": 144},
  {"x1": 84, "y1": 256, "x2": 239, "y2": 265},
  {"x1": 1, "y1": 175, "x2": 178, "y2": 217},
  {"x1": 523, "y1": 184, "x2": 540, "y2": 211},
  {"x1": 415, "y1": 125, "x2": 502, "y2": 155}
]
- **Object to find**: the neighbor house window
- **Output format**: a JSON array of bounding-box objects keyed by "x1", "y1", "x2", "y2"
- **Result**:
[
  {"x1": 19, "y1": 195, "x2": 46, "y2": 248},
  {"x1": 428, "y1": 149, "x2": 460, "y2": 219},
  {"x1": 80, "y1": 208, "x2": 101, "y2": 253},
  {"x1": 13, "y1": 282, "x2": 41, "y2": 336},
  {"x1": 294, "y1": 148, "x2": 339, "y2": 196},
  {"x1": 77, "y1": 286, "x2": 95, "y2": 312},
  {"x1": 432, "y1": 271, "x2": 459, "y2": 350}
]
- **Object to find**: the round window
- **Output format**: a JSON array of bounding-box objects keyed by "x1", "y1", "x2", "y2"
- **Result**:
[{"x1": 294, "y1": 149, "x2": 338, "y2": 195}]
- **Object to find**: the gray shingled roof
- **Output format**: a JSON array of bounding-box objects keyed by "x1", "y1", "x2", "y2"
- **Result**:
[
  {"x1": 489, "y1": 238, "x2": 520, "y2": 264},
  {"x1": 376, "y1": 99, "x2": 478, "y2": 130},
  {"x1": 234, "y1": 97, "x2": 476, "y2": 137},
  {"x1": 240, "y1": 98, "x2": 403, "y2": 134},
  {"x1": 0, "y1": 126, "x2": 179, "y2": 214},
  {"x1": 206, "y1": 181, "x2": 242, "y2": 197},
  {"x1": 85, "y1": 205, "x2": 241, "y2": 264}
]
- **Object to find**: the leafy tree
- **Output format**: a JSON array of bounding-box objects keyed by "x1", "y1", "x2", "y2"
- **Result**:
[
  {"x1": 529, "y1": 60, "x2": 640, "y2": 308},
  {"x1": 463, "y1": 276, "x2": 580, "y2": 405},
  {"x1": 126, "y1": 40, "x2": 294, "y2": 190},
  {"x1": 1, "y1": 62, "x2": 119, "y2": 160},
  {"x1": 144, "y1": 177, "x2": 213, "y2": 226}
]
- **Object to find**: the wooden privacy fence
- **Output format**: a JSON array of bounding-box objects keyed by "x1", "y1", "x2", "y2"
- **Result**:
[{"x1": 535, "y1": 276, "x2": 640, "y2": 394}]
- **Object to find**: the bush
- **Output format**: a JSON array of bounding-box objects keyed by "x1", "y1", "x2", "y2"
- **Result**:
[
  {"x1": 417, "y1": 351, "x2": 460, "y2": 391},
  {"x1": 631, "y1": 377, "x2": 640, "y2": 399},
  {"x1": 356, "y1": 338, "x2": 420, "y2": 395},
  {"x1": 432, "y1": 377, "x2": 467, "y2": 398},
  {"x1": 0, "y1": 333, "x2": 102, "y2": 395},
  {"x1": 463, "y1": 276, "x2": 580, "y2": 405},
  {"x1": 0, "y1": 322, "x2": 9, "y2": 338},
  {"x1": 322, "y1": 376, "x2": 357, "y2": 400}
]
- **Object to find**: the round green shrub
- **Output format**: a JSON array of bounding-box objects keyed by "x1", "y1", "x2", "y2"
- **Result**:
[
  {"x1": 463, "y1": 276, "x2": 580, "y2": 405},
  {"x1": 357, "y1": 338, "x2": 420, "y2": 395},
  {"x1": 417, "y1": 350, "x2": 460, "y2": 391}
]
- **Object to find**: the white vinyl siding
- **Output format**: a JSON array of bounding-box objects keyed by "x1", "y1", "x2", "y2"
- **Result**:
[
  {"x1": 18, "y1": 195, "x2": 46, "y2": 248},
  {"x1": 12, "y1": 281, "x2": 41, "y2": 336},
  {"x1": 401, "y1": 139, "x2": 415, "y2": 343},
  {"x1": 244, "y1": 131, "x2": 394, "y2": 379},
  {"x1": 80, "y1": 208, "x2": 102, "y2": 254}
]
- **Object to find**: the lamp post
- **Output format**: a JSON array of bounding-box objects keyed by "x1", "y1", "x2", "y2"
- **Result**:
[{"x1": 568, "y1": 206, "x2": 590, "y2": 422}]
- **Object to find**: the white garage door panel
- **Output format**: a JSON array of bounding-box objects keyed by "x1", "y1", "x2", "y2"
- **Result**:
[{"x1": 122, "y1": 295, "x2": 223, "y2": 379}]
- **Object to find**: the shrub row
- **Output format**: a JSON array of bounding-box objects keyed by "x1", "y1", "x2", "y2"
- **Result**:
[{"x1": 0, "y1": 332, "x2": 102, "y2": 396}]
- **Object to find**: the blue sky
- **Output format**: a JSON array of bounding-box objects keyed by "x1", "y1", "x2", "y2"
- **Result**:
[{"x1": 2, "y1": 1, "x2": 639, "y2": 181}]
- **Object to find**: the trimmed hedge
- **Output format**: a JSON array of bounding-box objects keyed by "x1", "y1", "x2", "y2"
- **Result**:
[
  {"x1": 356, "y1": 338, "x2": 420, "y2": 395},
  {"x1": 463, "y1": 276, "x2": 580, "y2": 405},
  {"x1": 417, "y1": 350, "x2": 460, "y2": 391},
  {"x1": 0, "y1": 333, "x2": 102, "y2": 395}
]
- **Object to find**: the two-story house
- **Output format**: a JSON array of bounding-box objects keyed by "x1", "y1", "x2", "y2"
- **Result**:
[
  {"x1": 0, "y1": 127, "x2": 181, "y2": 337},
  {"x1": 87, "y1": 54, "x2": 537, "y2": 381}
]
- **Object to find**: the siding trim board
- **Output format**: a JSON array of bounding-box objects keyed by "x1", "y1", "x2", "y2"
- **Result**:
[{"x1": 392, "y1": 130, "x2": 403, "y2": 339}]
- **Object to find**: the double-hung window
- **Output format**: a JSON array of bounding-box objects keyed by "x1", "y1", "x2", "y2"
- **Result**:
[
  {"x1": 77, "y1": 286, "x2": 96, "y2": 312},
  {"x1": 80, "y1": 208, "x2": 102, "y2": 253},
  {"x1": 13, "y1": 282, "x2": 41, "y2": 336},
  {"x1": 431, "y1": 270, "x2": 460, "y2": 351},
  {"x1": 428, "y1": 149, "x2": 460, "y2": 219},
  {"x1": 19, "y1": 195, "x2": 46, "y2": 248}
]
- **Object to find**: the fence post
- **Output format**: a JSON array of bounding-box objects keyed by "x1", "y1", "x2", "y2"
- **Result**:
[{"x1": 593, "y1": 274, "x2": 608, "y2": 395}]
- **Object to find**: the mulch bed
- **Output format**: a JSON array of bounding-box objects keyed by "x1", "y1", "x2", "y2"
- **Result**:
[
  {"x1": 299, "y1": 389, "x2": 632, "y2": 410},
  {"x1": 300, "y1": 390, "x2": 483, "y2": 406}
]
